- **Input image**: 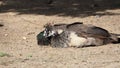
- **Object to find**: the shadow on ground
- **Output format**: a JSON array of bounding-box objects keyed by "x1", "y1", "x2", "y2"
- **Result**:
[{"x1": 0, "y1": 0, "x2": 120, "y2": 17}]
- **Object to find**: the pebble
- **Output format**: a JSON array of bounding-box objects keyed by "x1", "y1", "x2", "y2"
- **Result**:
[
  {"x1": 22, "y1": 37, "x2": 27, "y2": 40},
  {"x1": 4, "y1": 34, "x2": 8, "y2": 36}
]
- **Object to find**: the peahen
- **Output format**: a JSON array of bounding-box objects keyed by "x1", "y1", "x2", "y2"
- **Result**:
[{"x1": 42, "y1": 22, "x2": 120, "y2": 48}]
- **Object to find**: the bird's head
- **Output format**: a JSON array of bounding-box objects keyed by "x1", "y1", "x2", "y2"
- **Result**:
[{"x1": 43, "y1": 23, "x2": 63, "y2": 37}]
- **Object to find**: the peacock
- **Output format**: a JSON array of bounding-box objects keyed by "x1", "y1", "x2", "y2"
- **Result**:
[{"x1": 37, "y1": 22, "x2": 120, "y2": 48}]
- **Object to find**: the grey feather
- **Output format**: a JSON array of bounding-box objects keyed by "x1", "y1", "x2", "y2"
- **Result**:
[{"x1": 42, "y1": 22, "x2": 120, "y2": 48}]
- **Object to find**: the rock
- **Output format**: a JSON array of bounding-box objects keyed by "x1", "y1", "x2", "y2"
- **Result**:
[
  {"x1": 4, "y1": 34, "x2": 8, "y2": 36},
  {"x1": 22, "y1": 37, "x2": 27, "y2": 40}
]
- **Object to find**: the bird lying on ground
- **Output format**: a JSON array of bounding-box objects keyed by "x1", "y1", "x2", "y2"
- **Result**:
[{"x1": 37, "y1": 22, "x2": 120, "y2": 48}]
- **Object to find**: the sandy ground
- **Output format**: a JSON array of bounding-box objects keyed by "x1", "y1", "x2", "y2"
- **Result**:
[{"x1": 0, "y1": 8, "x2": 120, "y2": 68}]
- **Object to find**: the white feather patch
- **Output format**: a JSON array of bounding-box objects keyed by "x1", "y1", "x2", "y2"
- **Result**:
[
  {"x1": 69, "y1": 32, "x2": 87, "y2": 47},
  {"x1": 57, "y1": 29, "x2": 63, "y2": 34}
]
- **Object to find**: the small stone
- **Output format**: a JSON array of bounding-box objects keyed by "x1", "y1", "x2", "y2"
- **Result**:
[
  {"x1": 42, "y1": 61, "x2": 46, "y2": 64},
  {"x1": 22, "y1": 37, "x2": 27, "y2": 40},
  {"x1": 19, "y1": 54, "x2": 22, "y2": 56},
  {"x1": 4, "y1": 34, "x2": 8, "y2": 36}
]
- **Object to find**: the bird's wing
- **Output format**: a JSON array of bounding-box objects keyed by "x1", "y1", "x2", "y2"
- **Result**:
[
  {"x1": 53, "y1": 22, "x2": 83, "y2": 30},
  {"x1": 66, "y1": 23, "x2": 111, "y2": 38},
  {"x1": 86, "y1": 26, "x2": 111, "y2": 37}
]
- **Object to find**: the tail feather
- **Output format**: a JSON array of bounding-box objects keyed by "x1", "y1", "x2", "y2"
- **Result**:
[
  {"x1": 110, "y1": 33, "x2": 120, "y2": 43},
  {"x1": 110, "y1": 33, "x2": 120, "y2": 36}
]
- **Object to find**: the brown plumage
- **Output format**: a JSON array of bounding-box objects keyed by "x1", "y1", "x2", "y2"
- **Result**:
[
  {"x1": 66, "y1": 23, "x2": 119, "y2": 45},
  {"x1": 43, "y1": 22, "x2": 120, "y2": 48}
]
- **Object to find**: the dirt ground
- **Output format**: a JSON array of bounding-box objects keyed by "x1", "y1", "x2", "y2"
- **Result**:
[{"x1": 0, "y1": 1, "x2": 120, "y2": 68}]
